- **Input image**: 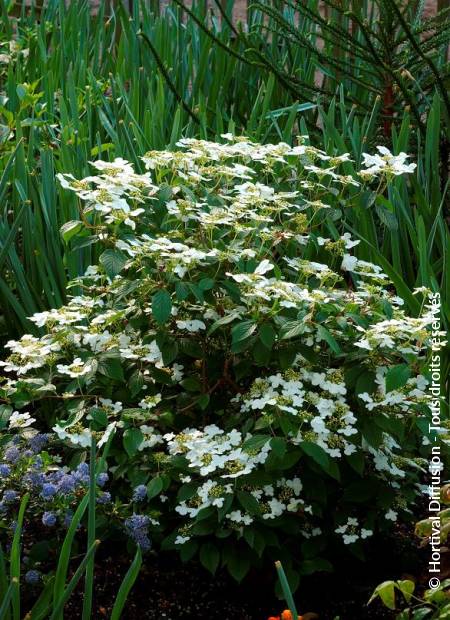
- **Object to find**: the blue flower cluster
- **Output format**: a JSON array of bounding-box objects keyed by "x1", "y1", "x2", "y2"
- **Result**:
[
  {"x1": 0, "y1": 434, "x2": 111, "y2": 530},
  {"x1": 132, "y1": 485, "x2": 147, "y2": 502},
  {"x1": 24, "y1": 569, "x2": 41, "y2": 585},
  {"x1": 1, "y1": 432, "x2": 155, "y2": 580},
  {"x1": 124, "y1": 514, "x2": 151, "y2": 551}
]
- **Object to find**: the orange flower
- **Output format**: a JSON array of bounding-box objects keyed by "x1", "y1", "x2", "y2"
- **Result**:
[
  {"x1": 268, "y1": 617, "x2": 280, "y2": 620},
  {"x1": 280, "y1": 611, "x2": 303, "y2": 620}
]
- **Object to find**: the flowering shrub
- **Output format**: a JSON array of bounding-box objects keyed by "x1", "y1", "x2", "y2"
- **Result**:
[{"x1": 0, "y1": 137, "x2": 440, "y2": 583}]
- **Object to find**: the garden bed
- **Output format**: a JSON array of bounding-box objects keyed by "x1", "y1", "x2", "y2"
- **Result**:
[{"x1": 0, "y1": 1, "x2": 448, "y2": 619}]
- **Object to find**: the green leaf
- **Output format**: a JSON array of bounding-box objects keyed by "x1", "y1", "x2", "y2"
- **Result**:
[
  {"x1": 152, "y1": 289, "x2": 172, "y2": 325},
  {"x1": 300, "y1": 558, "x2": 333, "y2": 575},
  {"x1": 110, "y1": 549, "x2": 142, "y2": 620},
  {"x1": 242, "y1": 435, "x2": 271, "y2": 452},
  {"x1": 99, "y1": 249, "x2": 127, "y2": 279},
  {"x1": 227, "y1": 554, "x2": 250, "y2": 582},
  {"x1": 231, "y1": 320, "x2": 257, "y2": 343},
  {"x1": 368, "y1": 581, "x2": 396, "y2": 610},
  {"x1": 278, "y1": 346, "x2": 297, "y2": 370},
  {"x1": 259, "y1": 323, "x2": 276, "y2": 349},
  {"x1": 237, "y1": 491, "x2": 261, "y2": 515},
  {"x1": 60, "y1": 220, "x2": 83, "y2": 244},
  {"x1": 300, "y1": 442, "x2": 329, "y2": 471},
  {"x1": 123, "y1": 428, "x2": 143, "y2": 457},
  {"x1": 396, "y1": 580, "x2": 415, "y2": 603},
  {"x1": 161, "y1": 340, "x2": 178, "y2": 365},
  {"x1": 346, "y1": 452, "x2": 365, "y2": 475},
  {"x1": 361, "y1": 421, "x2": 383, "y2": 448},
  {"x1": 146, "y1": 476, "x2": 164, "y2": 499},
  {"x1": 317, "y1": 325, "x2": 341, "y2": 353},
  {"x1": 298, "y1": 438, "x2": 340, "y2": 479},
  {"x1": 0, "y1": 405, "x2": 12, "y2": 431},
  {"x1": 199, "y1": 543, "x2": 220, "y2": 574},
  {"x1": 355, "y1": 371, "x2": 376, "y2": 395},
  {"x1": 208, "y1": 312, "x2": 240, "y2": 335},
  {"x1": 128, "y1": 371, "x2": 144, "y2": 397},
  {"x1": 279, "y1": 320, "x2": 306, "y2": 340},
  {"x1": 97, "y1": 355, "x2": 124, "y2": 382},
  {"x1": 179, "y1": 540, "x2": 198, "y2": 562},
  {"x1": 385, "y1": 364, "x2": 411, "y2": 393},
  {"x1": 270, "y1": 437, "x2": 287, "y2": 458},
  {"x1": 198, "y1": 278, "x2": 214, "y2": 291}
]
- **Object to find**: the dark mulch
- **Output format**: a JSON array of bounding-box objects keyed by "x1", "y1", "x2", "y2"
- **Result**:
[
  {"x1": 54, "y1": 525, "x2": 424, "y2": 620},
  {"x1": 18, "y1": 515, "x2": 428, "y2": 619},
  {"x1": 59, "y1": 551, "x2": 394, "y2": 620}
]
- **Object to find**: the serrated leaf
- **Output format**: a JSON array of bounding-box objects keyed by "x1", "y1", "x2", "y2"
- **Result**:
[
  {"x1": 300, "y1": 441, "x2": 329, "y2": 471},
  {"x1": 99, "y1": 249, "x2": 127, "y2": 278},
  {"x1": 300, "y1": 558, "x2": 333, "y2": 575},
  {"x1": 227, "y1": 554, "x2": 250, "y2": 582},
  {"x1": 396, "y1": 580, "x2": 415, "y2": 603},
  {"x1": 198, "y1": 278, "x2": 214, "y2": 291},
  {"x1": 279, "y1": 320, "x2": 306, "y2": 340},
  {"x1": 97, "y1": 355, "x2": 124, "y2": 382},
  {"x1": 152, "y1": 289, "x2": 172, "y2": 325},
  {"x1": 231, "y1": 320, "x2": 257, "y2": 343},
  {"x1": 270, "y1": 437, "x2": 287, "y2": 458},
  {"x1": 375, "y1": 203, "x2": 398, "y2": 231},
  {"x1": 242, "y1": 435, "x2": 271, "y2": 452},
  {"x1": 179, "y1": 540, "x2": 198, "y2": 562},
  {"x1": 207, "y1": 312, "x2": 240, "y2": 336},
  {"x1": 237, "y1": 491, "x2": 261, "y2": 515}
]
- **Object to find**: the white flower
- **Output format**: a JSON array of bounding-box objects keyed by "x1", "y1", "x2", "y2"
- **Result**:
[
  {"x1": 8, "y1": 410, "x2": 36, "y2": 429},
  {"x1": 54, "y1": 421, "x2": 116, "y2": 448},
  {"x1": 227, "y1": 510, "x2": 253, "y2": 525},
  {"x1": 361, "y1": 147, "x2": 416, "y2": 177},
  {"x1": 255, "y1": 259, "x2": 274, "y2": 275},
  {"x1": 176, "y1": 320, "x2": 206, "y2": 332},
  {"x1": 56, "y1": 358, "x2": 94, "y2": 378},
  {"x1": 98, "y1": 398, "x2": 123, "y2": 414},
  {"x1": 139, "y1": 394, "x2": 162, "y2": 410}
]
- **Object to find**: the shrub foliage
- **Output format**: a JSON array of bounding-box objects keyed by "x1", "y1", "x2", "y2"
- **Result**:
[{"x1": 0, "y1": 137, "x2": 440, "y2": 584}]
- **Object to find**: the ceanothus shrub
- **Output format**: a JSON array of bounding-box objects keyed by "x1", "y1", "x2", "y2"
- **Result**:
[{"x1": 0, "y1": 137, "x2": 439, "y2": 586}]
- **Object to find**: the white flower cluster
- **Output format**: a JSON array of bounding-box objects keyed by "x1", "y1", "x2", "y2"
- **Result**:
[
  {"x1": 174, "y1": 476, "x2": 310, "y2": 543},
  {"x1": 335, "y1": 517, "x2": 373, "y2": 545},
  {"x1": 355, "y1": 315, "x2": 436, "y2": 354},
  {"x1": 359, "y1": 366, "x2": 429, "y2": 414},
  {"x1": 360, "y1": 146, "x2": 417, "y2": 178},
  {"x1": 237, "y1": 368, "x2": 357, "y2": 458},
  {"x1": 165, "y1": 425, "x2": 271, "y2": 479},
  {"x1": 175, "y1": 479, "x2": 234, "y2": 520},
  {"x1": 0, "y1": 136, "x2": 427, "y2": 556},
  {"x1": 250, "y1": 477, "x2": 308, "y2": 520},
  {"x1": 0, "y1": 335, "x2": 61, "y2": 374}
]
